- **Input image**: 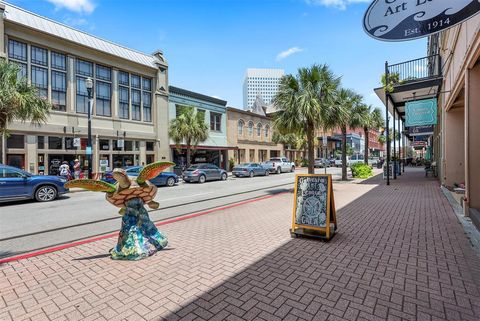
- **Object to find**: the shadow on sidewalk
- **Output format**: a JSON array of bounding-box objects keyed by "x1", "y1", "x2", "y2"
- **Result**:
[{"x1": 161, "y1": 169, "x2": 480, "y2": 321}]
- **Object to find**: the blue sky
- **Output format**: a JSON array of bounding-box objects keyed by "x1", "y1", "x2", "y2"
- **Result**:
[{"x1": 8, "y1": 0, "x2": 427, "y2": 109}]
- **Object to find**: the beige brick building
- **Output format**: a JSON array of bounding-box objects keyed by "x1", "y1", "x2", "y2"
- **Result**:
[
  {"x1": 226, "y1": 107, "x2": 282, "y2": 165},
  {"x1": 0, "y1": 3, "x2": 169, "y2": 175},
  {"x1": 432, "y1": 14, "x2": 480, "y2": 227}
]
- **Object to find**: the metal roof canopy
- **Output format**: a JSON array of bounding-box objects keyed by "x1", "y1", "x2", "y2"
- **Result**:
[
  {"x1": 374, "y1": 77, "x2": 442, "y2": 121},
  {"x1": 3, "y1": 3, "x2": 160, "y2": 68}
]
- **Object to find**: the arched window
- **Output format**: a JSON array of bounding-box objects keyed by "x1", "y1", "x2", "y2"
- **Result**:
[
  {"x1": 238, "y1": 119, "x2": 244, "y2": 136},
  {"x1": 257, "y1": 123, "x2": 262, "y2": 137},
  {"x1": 248, "y1": 121, "x2": 254, "y2": 136},
  {"x1": 264, "y1": 125, "x2": 270, "y2": 139}
]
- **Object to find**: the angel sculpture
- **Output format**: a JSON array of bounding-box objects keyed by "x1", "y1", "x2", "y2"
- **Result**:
[{"x1": 65, "y1": 162, "x2": 174, "y2": 260}]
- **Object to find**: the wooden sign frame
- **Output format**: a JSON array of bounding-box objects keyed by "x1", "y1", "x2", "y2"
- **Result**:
[{"x1": 290, "y1": 174, "x2": 337, "y2": 240}]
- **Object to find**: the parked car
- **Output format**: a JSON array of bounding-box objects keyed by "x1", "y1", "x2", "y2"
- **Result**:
[
  {"x1": 183, "y1": 163, "x2": 228, "y2": 183},
  {"x1": 232, "y1": 163, "x2": 269, "y2": 178},
  {"x1": 263, "y1": 157, "x2": 295, "y2": 174},
  {"x1": 0, "y1": 164, "x2": 69, "y2": 202},
  {"x1": 347, "y1": 154, "x2": 365, "y2": 166},
  {"x1": 334, "y1": 156, "x2": 343, "y2": 167},
  {"x1": 102, "y1": 166, "x2": 178, "y2": 187},
  {"x1": 314, "y1": 158, "x2": 329, "y2": 168},
  {"x1": 368, "y1": 157, "x2": 379, "y2": 166}
]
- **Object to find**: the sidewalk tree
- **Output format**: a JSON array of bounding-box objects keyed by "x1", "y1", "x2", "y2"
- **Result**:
[
  {"x1": 273, "y1": 64, "x2": 339, "y2": 174},
  {"x1": 324, "y1": 88, "x2": 363, "y2": 181},
  {"x1": 168, "y1": 107, "x2": 208, "y2": 168},
  {"x1": 0, "y1": 60, "x2": 51, "y2": 161},
  {"x1": 357, "y1": 105, "x2": 384, "y2": 164}
]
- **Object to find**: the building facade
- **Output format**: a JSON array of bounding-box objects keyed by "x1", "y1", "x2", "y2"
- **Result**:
[
  {"x1": 0, "y1": 3, "x2": 169, "y2": 175},
  {"x1": 432, "y1": 14, "x2": 480, "y2": 227},
  {"x1": 226, "y1": 107, "x2": 282, "y2": 164},
  {"x1": 168, "y1": 86, "x2": 230, "y2": 171},
  {"x1": 243, "y1": 68, "x2": 284, "y2": 110}
]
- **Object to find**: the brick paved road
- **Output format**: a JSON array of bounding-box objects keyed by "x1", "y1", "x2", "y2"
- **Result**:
[{"x1": 1, "y1": 168, "x2": 479, "y2": 321}]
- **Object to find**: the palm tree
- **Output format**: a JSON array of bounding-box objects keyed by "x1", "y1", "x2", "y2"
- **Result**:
[
  {"x1": 324, "y1": 88, "x2": 363, "y2": 181},
  {"x1": 0, "y1": 60, "x2": 51, "y2": 156},
  {"x1": 357, "y1": 105, "x2": 384, "y2": 164},
  {"x1": 273, "y1": 64, "x2": 339, "y2": 174},
  {"x1": 168, "y1": 107, "x2": 208, "y2": 168}
]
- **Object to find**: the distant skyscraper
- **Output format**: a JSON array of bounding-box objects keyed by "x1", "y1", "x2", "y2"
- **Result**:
[{"x1": 243, "y1": 68, "x2": 284, "y2": 110}]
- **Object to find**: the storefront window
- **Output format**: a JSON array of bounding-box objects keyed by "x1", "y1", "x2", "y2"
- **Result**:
[
  {"x1": 51, "y1": 70, "x2": 66, "y2": 111},
  {"x1": 146, "y1": 141, "x2": 154, "y2": 151},
  {"x1": 7, "y1": 134, "x2": 25, "y2": 149},
  {"x1": 38, "y1": 136, "x2": 45, "y2": 149},
  {"x1": 99, "y1": 139, "x2": 110, "y2": 151},
  {"x1": 210, "y1": 112, "x2": 222, "y2": 131},
  {"x1": 48, "y1": 136, "x2": 63, "y2": 149},
  {"x1": 65, "y1": 137, "x2": 77, "y2": 150},
  {"x1": 124, "y1": 140, "x2": 133, "y2": 151},
  {"x1": 113, "y1": 140, "x2": 123, "y2": 151},
  {"x1": 146, "y1": 154, "x2": 154, "y2": 164},
  {"x1": 8, "y1": 39, "x2": 27, "y2": 61},
  {"x1": 135, "y1": 141, "x2": 140, "y2": 151},
  {"x1": 113, "y1": 154, "x2": 135, "y2": 169}
]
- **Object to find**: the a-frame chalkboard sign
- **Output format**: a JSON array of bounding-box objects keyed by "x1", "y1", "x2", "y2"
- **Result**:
[{"x1": 290, "y1": 174, "x2": 337, "y2": 240}]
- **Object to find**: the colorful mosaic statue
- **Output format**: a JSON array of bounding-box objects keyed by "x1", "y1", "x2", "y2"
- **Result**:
[{"x1": 65, "y1": 162, "x2": 174, "y2": 260}]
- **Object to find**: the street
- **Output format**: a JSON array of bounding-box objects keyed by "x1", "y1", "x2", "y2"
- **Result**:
[{"x1": 0, "y1": 167, "x2": 345, "y2": 258}]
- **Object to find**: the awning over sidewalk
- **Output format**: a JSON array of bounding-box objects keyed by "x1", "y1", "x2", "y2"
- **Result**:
[{"x1": 169, "y1": 144, "x2": 238, "y2": 150}]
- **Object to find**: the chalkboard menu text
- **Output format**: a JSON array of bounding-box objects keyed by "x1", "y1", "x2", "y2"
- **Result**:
[{"x1": 290, "y1": 174, "x2": 337, "y2": 240}]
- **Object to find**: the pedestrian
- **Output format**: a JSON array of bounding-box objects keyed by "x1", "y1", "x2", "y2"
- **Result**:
[
  {"x1": 59, "y1": 161, "x2": 71, "y2": 180},
  {"x1": 73, "y1": 159, "x2": 81, "y2": 179}
]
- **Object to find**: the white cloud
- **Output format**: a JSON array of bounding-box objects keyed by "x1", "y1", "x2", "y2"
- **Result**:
[
  {"x1": 276, "y1": 47, "x2": 303, "y2": 61},
  {"x1": 305, "y1": 0, "x2": 370, "y2": 10},
  {"x1": 46, "y1": 0, "x2": 96, "y2": 14}
]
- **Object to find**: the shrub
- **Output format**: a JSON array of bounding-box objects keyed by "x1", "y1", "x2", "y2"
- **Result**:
[
  {"x1": 301, "y1": 158, "x2": 308, "y2": 167},
  {"x1": 228, "y1": 158, "x2": 235, "y2": 171},
  {"x1": 351, "y1": 163, "x2": 373, "y2": 179}
]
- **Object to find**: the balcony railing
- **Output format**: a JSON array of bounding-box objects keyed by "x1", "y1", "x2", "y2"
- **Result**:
[{"x1": 387, "y1": 54, "x2": 441, "y2": 84}]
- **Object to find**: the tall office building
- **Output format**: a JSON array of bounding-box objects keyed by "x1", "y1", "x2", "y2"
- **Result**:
[{"x1": 243, "y1": 68, "x2": 284, "y2": 110}]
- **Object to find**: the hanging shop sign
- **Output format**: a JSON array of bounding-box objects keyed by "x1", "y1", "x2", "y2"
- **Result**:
[
  {"x1": 412, "y1": 141, "x2": 428, "y2": 147},
  {"x1": 405, "y1": 98, "x2": 437, "y2": 127},
  {"x1": 290, "y1": 174, "x2": 337, "y2": 241},
  {"x1": 408, "y1": 125, "x2": 434, "y2": 136},
  {"x1": 363, "y1": 1, "x2": 480, "y2": 42}
]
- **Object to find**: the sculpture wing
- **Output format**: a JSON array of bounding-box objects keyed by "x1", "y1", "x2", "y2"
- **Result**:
[
  {"x1": 137, "y1": 162, "x2": 175, "y2": 185},
  {"x1": 64, "y1": 179, "x2": 116, "y2": 193}
]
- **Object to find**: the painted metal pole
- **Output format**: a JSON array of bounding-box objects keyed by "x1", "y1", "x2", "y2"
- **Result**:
[
  {"x1": 402, "y1": 122, "x2": 407, "y2": 173},
  {"x1": 398, "y1": 115, "x2": 401, "y2": 176},
  {"x1": 385, "y1": 61, "x2": 390, "y2": 186},
  {"x1": 393, "y1": 106, "x2": 397, "y2": 179},
  {"x1": 86, "y1": 78, "x2": 93, "y2": 180}
]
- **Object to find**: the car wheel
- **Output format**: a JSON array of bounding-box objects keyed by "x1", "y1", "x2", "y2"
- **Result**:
[
  {"x1": 291, "y1": 166, "x2": 295, "y2": 172},
  {"x1": 249, "y1": 171, "x2": 254, "y2": 178},
  {"x1": 35, "y1": 185, "x2": 57, "y2": 202},
  {"x1": 265, "y1": 170, "x2": 269, "y2": 176},
  {"x1": 166, "y1": 177, "x2": 175, "y2": 187},
  {"x1": 221, "y1": 173, "x2": 228, "y2": 181},
  {"x1": 276, "y1": 167, "x2": 281, "y2": 174},
  {"x1": 198, "y1": 175, "x2": 206, "y2": 184}
]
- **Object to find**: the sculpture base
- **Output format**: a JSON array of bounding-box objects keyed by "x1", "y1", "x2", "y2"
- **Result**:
[{"x1": 110, "y1": 198, "x2": 168, "y2": 260}]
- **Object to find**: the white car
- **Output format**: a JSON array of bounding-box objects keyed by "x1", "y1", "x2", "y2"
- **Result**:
[{"x1": 347, "y1": 155, "x2": 364, "y2": 166}]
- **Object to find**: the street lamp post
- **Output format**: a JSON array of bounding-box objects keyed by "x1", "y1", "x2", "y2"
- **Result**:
[{"x1": 85, "y1": 77, "x2": 94, "y2": 179}]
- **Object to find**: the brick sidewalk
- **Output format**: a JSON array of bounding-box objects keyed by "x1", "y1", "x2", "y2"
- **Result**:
[{"x1": 1, "y1": 168, "x2": 479, "y2": 321}]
